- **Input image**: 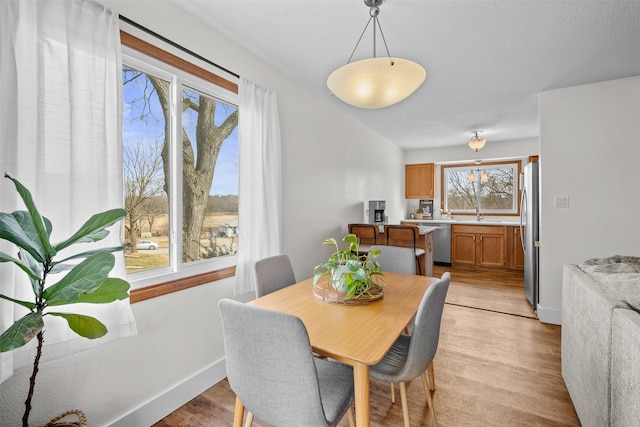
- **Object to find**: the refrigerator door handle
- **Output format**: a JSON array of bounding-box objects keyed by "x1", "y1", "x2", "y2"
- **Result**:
[{"x1": 520, "y1": 187, "x2": 527, "y2": 253}]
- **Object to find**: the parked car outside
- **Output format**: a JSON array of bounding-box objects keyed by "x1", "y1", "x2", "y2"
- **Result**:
[{"x1": 137, "y1": 240, "x2": 159, "y2": 250}]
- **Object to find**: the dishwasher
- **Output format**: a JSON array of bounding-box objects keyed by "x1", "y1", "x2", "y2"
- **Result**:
[{"x1": 421, "y1": 223, "x2": 451, "y2": 265}]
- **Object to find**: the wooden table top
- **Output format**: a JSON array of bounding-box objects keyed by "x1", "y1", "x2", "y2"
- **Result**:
[{"x1": 248, "y1": 271, "x2": 439, "y2": 365}]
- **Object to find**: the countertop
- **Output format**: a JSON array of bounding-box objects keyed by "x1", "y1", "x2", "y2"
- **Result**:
[
  {"x1": 402, "y1": 219, "x2": 520, "y2": 227},
  {"x1": 377, "y1": 225, "x2": 438, "y2": 234}
]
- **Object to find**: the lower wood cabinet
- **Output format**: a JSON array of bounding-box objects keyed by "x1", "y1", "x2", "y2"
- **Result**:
[
  {"x1": 452, "y1": 224, "x2": 524, "y2": 271},
  {"x1": 452, "y1": 225, "x2": 506, "y2": 268},
  {"x1": 508, "y1": 226, "x2": 525, "y2": 271}
]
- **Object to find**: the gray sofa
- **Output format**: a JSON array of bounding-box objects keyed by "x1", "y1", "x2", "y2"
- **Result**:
[{"x1": 562, "y1": 255, "x2": 640, "y2": 426}]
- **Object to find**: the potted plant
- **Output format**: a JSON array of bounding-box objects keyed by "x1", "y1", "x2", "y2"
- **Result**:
[
  {"x1": 312, "y1": 233, "x2": 385, "y2": 303},
  {"x1": 0, "y1": 173, "x2": 131, "y2": 427},
  {"x1": 415, "y1": 208, "x2": 424, "y2": 219}
]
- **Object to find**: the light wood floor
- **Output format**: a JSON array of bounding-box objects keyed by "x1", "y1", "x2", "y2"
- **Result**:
[{"x1": 153, "y1": 266, "x2": 579, "y2": 427}]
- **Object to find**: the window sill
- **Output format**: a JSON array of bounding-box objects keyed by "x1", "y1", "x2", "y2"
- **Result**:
[{"x1": 130, "y1": 266, "x2": 236, "y2": 303}]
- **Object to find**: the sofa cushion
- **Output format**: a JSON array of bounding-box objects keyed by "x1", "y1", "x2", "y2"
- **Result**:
[{"x1": 579, "y1": 255, "x2": 640, "y2": 312}]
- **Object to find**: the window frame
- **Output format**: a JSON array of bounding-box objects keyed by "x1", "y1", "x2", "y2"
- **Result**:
[
  {"x1": 440, "y1": 160, "x2": 522, "y2": 217},
  {"x1": 121, "y1": 32, "x2": 239, "y2": 297}
]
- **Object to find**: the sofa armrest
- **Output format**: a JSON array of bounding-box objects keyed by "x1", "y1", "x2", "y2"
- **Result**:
[
  {"x1": 611, "y1": 309, "x2": 640, "y2": 427},
  {"x1": 562, "y1": 264, "x2": 629, "y2": 426}
]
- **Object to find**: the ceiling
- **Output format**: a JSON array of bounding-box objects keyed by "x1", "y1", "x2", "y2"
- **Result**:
[{"x1": 170, "y1": 0, "x2": 640, "y2": 151}]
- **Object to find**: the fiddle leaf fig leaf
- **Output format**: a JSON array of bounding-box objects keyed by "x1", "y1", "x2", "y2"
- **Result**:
[
  {"x1": 48, "y1": 312, "x2": 107, "y2": 339},
  {"x1": 19, "y1": 247, "x2": 44, "y2": 294},
  {"x1": 51, "y1": 244, "x2": 131, "y2": 269},
  {"x1": 0, "y1": 212, "x2": 47, "y2": 263},
  {"x1": 0, "y1": 293, "x2": 37, "y2": 310},
  {"x1": 43, "y1": 252, "x2": 115, "y2": 306},
  {"x1": 0, "y1": 249, "x2": 40, "y2": 281},
  {"x1": 0, "y1": 312, "x2": 43, "y2": 352},
  {"x1": 54, "y1": 208, "x2": 127, "y2": 251},
  {"x1": 75, "y1": 278, "x2": 130, "y2": 304},
  {"x1": 4, "y1": 173, "x2": 56, "y2": 258}
]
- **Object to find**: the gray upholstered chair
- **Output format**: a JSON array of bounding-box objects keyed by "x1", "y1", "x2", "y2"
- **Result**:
[
  {"x1": 219, "y1": 299, "x2": 355, "y2": 427},
  {"x1": 384, "y1": 224, "x2": 426, "y2": 275},
  {"x1": 254, "y1": 254, "x2": 296, "y2": 298},
  {"x1": 369, "y1": 272, "x2": 451, "y2": 427},
  {"x1": 369, "y1": 245, "x2": 416, "y2": 275}
]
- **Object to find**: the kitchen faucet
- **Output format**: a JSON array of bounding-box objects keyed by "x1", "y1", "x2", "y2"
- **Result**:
[{"x1": 476, "y1": 203, "x2": 483, "y2": 221}]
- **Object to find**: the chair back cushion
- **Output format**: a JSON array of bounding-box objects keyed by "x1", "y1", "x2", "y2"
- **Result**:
[
  {"x1": 254, "y1": 254, "x2": 296, "y2": 297},
  {"x1": 403, "y1": 272, "x2": 450, "y2": 379},
  {"x1": 370, "y1": 245, "x2": 416, "y2": 275},
  {"x1": 219, "y1": 299, "x2": 330, "y2": 425}
]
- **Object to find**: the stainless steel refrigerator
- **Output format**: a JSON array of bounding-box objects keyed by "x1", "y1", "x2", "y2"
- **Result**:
[{"x1": 520, "y1": 161, "x2": 539, "y2": 310}]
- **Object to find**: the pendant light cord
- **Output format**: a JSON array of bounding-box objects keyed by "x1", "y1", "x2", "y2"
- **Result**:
[{"x1": 345, "y1": 12, "x2": 393, "y2": 64}]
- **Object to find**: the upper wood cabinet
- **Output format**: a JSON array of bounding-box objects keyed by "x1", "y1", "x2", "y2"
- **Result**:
[{"x1": 405, "y1": 163, "x2": 435, "y2": 199}]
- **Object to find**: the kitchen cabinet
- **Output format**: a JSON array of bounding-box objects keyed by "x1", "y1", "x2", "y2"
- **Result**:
[
  {"x1": 452, "y1": 224, "x2": 506, "y2": 268},
  {"x1": 507, "y1": 226, "x2": 525, "y2": 271},
  {"x1": 423, "y1": 231, "x2": 434, "y2": 277},
  {"x1": 405, "y1": 163, "x2": 435, "y2": 199}
]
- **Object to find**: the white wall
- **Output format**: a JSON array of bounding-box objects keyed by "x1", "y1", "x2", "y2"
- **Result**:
[
  {"x1": 0, "y1": 0, "x2": 404, "y2": 425},
  {"x1": 538, "y1": 76, "x2": 640, "y2": 324}
]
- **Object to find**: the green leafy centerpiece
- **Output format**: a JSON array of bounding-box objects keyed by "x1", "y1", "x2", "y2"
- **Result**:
[
  {"x1": 0, "y1": 173, "x2": 130, "y2": 427},
  {"x1": 312, "y1": 233, "x2": 385, "y2": 304}
]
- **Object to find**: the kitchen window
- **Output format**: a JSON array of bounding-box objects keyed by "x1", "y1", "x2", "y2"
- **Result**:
[
  {"x1": 441, "y1": 160, "x2": 521, "y2": 216},
  {"x1": 121, "y1": 33, "x2": 239, "y2": 290}
]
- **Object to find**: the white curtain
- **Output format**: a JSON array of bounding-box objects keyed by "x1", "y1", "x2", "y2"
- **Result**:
[
  {"x1": 0, "y1": 0, "x2": 137, "y2": 384},
  {"x1": 235, "y1": 78, "x2": 282, "y2": 295}
]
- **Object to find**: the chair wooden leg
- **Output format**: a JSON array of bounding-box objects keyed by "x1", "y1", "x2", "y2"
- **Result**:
[
  {"x1": 420, "y1": 374, "x2": 438, "y2": 427},
  {"x1": 347, "y1": 405, "x2": 355, "y2": 427},
  {"x1": 421, "y1": 372, "x2": 430, "y2": 397},
  {"x1": 390, "y1": 382, "x2": 396, "y2": 403},
  {"x1": 233, "y1": 397, "x2": 245, "y2": 427},
  {"x1": 244, "y1": 411, "x2": 254, "y2": 427},
  {"x1": 428, "y1": 362, "x2": 436, "y2": 391},
  {"x1": 399, "y1": 382, "x2": 411, "y2": 427}
]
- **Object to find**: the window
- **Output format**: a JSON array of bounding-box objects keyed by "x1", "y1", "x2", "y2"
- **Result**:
[
  {"x1": 121, "y1": 35, "x2": 239, "y2": 289},
  {"x1": 441, "y1": 161, "x2": 521, "y2": 216}
]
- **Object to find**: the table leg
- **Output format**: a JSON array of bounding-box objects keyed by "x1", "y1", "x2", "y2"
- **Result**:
[
  {"x1": 353, "y1": 362, "x2": 370, "y2": 427},
  {"x1": 233, "y1": 397, "x2": 245, "y2": 427}
]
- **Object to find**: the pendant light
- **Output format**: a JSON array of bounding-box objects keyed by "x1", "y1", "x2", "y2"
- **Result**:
[
  {"x1": 468, "y1": 131, "x2": 486, "y2": 152},
  {"x1": 468, "y1": 161, "x2": 488, "y2": 183},
  {"x1": 327, "y1": 0, "x2": 426, "y2": 109}
]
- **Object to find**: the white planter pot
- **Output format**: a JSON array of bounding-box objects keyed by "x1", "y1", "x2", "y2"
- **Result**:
[{"x1": 331, "y1": 265, "x2": 350, "y2": 292}]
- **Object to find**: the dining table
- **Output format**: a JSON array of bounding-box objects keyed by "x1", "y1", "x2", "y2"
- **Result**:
[{"x1": 246, "y1": 271, "x2": 440, "y2": 427}]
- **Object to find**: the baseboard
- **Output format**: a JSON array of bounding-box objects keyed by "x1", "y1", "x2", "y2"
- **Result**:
[
  {"x1": 537, "y1": 304, "x2": 562, "y2": 325},
  {"x1": 110, "y1": 358, "x2": 227, "y2": 426}
]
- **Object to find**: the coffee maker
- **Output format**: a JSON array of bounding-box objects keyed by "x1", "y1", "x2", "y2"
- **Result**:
[{"x1": 368, "y1": 200, "x2": 386, "y2": 226}]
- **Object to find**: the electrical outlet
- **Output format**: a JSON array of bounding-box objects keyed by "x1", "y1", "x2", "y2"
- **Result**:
[{"x1": 554, "y1": 196, "x2": 570, "y2": 208}]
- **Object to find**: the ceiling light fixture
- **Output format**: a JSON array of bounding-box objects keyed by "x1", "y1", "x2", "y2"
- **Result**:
[
  {"x1": 468, "y1": 131, "x2": 486, "y2": 152},
  {"x1": 326, "y1": 0, "x2": 426, "y2": 109}
]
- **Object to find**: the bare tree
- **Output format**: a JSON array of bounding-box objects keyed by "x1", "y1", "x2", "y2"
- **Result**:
[
  {"x1": 123, "y1": 67, "x2": 238, "y2": 262},
  {"x1": 141, "y1": 196, "x2": 167, "y2": 235},
  {"x1": 123, "y1": 139, "x2": 165, "y2": 253},
  {"x1": 447, "y1": 170, "x2": 477, "y2": 210},
  {"x1": 148, "y1": 77, "x2": 238, "y2": 262}
]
